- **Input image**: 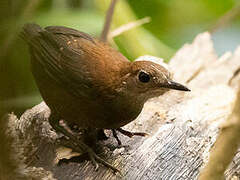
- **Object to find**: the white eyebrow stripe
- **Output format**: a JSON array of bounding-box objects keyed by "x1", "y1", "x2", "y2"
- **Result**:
[{"x1": 150, "y1": 64, "x2": 168, "y2": 80}]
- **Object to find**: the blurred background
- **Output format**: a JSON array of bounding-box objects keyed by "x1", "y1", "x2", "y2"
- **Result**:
[{"x1": 0, "y1": 0, "x2": 240, "y2": 117}]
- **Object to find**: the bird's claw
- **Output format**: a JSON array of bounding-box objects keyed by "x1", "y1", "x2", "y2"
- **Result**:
[{"x1": 116, "y1": 128, "x2": 148, "y2": 138}]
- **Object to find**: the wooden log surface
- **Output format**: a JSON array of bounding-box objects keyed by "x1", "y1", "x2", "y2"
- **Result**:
[{"x1": 3, "y1": 32, "x2": 240, "y2": 180}]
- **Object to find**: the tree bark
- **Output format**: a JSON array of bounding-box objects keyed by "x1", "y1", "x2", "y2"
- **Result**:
[{"x1": 2, "y1": 32, "x2": 240, "y2": 180}]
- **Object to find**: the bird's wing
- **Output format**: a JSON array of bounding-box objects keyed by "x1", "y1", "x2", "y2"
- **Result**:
[{"x1": 22, "y1": 24, "x2": 100, "y2": 98}]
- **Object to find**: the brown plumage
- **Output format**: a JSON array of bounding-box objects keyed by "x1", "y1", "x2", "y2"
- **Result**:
[
  {"x1": 22, "y1": 23, "x2": 189, "y2": 172},
  {"x1": 22, "y1": 24, "x2": 189, "y2": 129}
]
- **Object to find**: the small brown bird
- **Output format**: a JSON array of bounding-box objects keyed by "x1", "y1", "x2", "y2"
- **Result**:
[{"x1": 22, "y1": 23, "x2": 189, "y2": 172}]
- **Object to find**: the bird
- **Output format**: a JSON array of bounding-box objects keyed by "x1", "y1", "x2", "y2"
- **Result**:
[{"x1": 22, "y1": 23, "x2": 190, "y2": 172}]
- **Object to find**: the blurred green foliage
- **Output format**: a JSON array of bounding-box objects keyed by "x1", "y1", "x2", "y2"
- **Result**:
[{"x1": 0, "y1": 0, "x2": 239, "y2": 117}]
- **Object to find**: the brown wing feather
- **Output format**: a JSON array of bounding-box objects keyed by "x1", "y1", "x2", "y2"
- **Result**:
[{"x1": 22, "y1": 24, "x2": 98, "y2": 98}]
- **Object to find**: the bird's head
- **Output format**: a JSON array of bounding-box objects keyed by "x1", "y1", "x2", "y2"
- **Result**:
[{"x1": 118, "y1": 60, "x2": 190, "y2": 101}]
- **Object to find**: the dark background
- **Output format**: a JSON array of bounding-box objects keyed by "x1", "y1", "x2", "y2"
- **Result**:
[{"x1": 0, "y1": 0, "x2": 239, "y2": 117}]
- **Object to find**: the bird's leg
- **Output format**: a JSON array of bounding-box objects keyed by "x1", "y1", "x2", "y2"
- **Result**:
[
  {"x1": 112, "y1": 129, "x2": 122, "y2": 146},
  {"x1": 97, "y1": 129, "x2": 109, "y2": 141},
  {"x1": 49, "y1": 114, "x2": 121, "y2": 174},
  {"x1": 111, "y1": 128, "x2": 148, "y2": 145}
]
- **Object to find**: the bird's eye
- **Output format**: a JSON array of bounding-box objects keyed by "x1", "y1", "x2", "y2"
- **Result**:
[{"x1": 138, "y1": 71, "x2": 150, "y2": 83}]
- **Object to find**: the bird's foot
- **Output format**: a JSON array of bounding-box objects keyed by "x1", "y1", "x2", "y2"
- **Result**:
[
  {"x1": 117, "y1": 128, "x2": 148, "y2": 138},
  {"x1": 65, "y1": 137, "x2": 121, "y2": 174},
  {"x1": 50, "y1": 120, "x2": 121, "y2": 174},
  {"x1": 112, "y1": 128, "x2": 148, "y2": 145}
]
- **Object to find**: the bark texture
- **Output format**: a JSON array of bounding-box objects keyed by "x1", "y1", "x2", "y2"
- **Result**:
[{"x1": 2, "y1": 32, "x2": 240, "y2": 180}]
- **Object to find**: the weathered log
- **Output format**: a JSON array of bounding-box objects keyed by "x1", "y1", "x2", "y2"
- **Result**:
[{"x1": 2, "y1": 32, "x2": 240, "y2": 180}]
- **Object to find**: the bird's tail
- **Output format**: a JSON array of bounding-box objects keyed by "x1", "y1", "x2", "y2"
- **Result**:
[
  {"x1": 21, "y1": 23, "x2": 66, "y2": 85},
  {"x1": 21, "y1": 23, "x2": 44, "y2": 47},
  {"x1": 21, "y1": 23, "x2": 64, "y2": 53}
]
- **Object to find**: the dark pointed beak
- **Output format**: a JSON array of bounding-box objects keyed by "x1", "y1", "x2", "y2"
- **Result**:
[{"x1": 163, "y1": 80, "x2": 190, "y2": 91}]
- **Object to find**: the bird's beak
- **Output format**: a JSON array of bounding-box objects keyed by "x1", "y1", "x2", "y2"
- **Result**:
[{"x1": 163, "y1": 80, "x2": 190, "y2": 91}]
